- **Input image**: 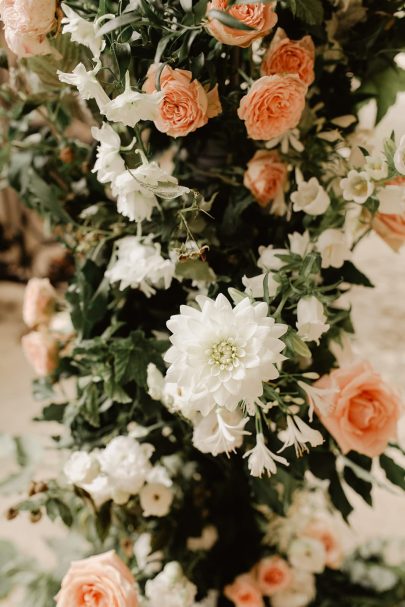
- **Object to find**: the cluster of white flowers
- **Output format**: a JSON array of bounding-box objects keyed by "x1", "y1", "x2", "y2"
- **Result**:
[
  {"x1": 105, "y1": 235, "x2": 176, "y2": 296},
  {"x1": 63, "y1": 435, "x2": 174, "y2": 516}
]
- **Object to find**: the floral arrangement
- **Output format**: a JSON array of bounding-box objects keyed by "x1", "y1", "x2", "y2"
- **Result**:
[{"x1": 0, "y1": 0, "x2": 405, "y2": 605}]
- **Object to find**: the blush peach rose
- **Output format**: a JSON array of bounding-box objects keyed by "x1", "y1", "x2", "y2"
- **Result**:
[
  {"x1": 143, "y1": 64, "x2": 221, "y2": 138},
  {"x1": 255, "y1": 556, "x2": 293, "y2": 596},
  {"x1": 206, "y1": 0, "x2": 277, "y2": 48},
  {"x1": 55, "y1": 550, "x2": 139, "y2": 607},
  {"x1": 373, "y1": 211, "x2": 405, "y2": 251},
  {"x1": 315, "y1": 360, "x2": 402, "y2": 457},
  {"x1": 261, "y1": 28, "x2": 315, "y2": 86},
  {"x1": 0, "y1": 0, "x2": 56, "y2": 57},
  {"x1": 302, "y1": 520, "x2": 343, "y2": 569},
  {"x1": 238, "y1": 75, "x2": 307, "y2": 141},
  {"x1": 244, "y1": 150, "x2": 287, "y2": 207},
  {"x1": 21, "y1": 330, "x2": 59, "y2": 376},
  {"x1": 224, "y1": 573, "x2": 264, "y2": 607},
  {"x1": 22, "y1": 277, "x2": 57, "y2": 328}
]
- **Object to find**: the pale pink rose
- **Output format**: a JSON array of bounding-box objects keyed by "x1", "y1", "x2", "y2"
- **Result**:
[
  {"x1": 315, "y1": 361, "x2": 402, "y2": 457},
  {"x1": 21, "y1": 330, "x2": 59, "y2": 376},
  {"x1": 244, "y1": 150, "x2": 287, "y2": 207},
  {"x1": 302, "y1": 520, "x2": 343, "y2": 569},
  {"x1": 142, "y1": 64, "x2": 221, "y2": 138},
  {"x1": 0, "y1": 0, "x2": 56, "y2": 57},
  {"x1": 224, "y1": 573, "x2": 264, "y2": 607},
  {"x1": 261, "y1": 28, "x2": 315, "y2": 86},
  {"x1": 206, "y1": 0, "x2": 277, "y2": 48},
  {"x1": 22, "y1": 278, "x2": 57, "y2": 328},
  {"x1": 237, "y1": 75, "x2": 307, "y2": 141},
  {"x1": 255, "y1": 556, "x2": 293, "y2": 596},
  {"x1": 55, "y1": 550, "x2": 139, "y2": 607}
]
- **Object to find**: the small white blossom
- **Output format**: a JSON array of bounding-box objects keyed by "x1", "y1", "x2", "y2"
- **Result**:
[
  {"x1": 364, "y1": 154, "x2": 388, "y2": 181},
  {"x1": 63, "y1": 451, "x2": 100, "y2": 485},
  {"x1": 340, "y1": 170, "x2": 374, "y2": 204},
  {"x1": 147, "y1": 363, "x2": 165, "y2": 401},
  {"x1": 164, "y1": 294, "x2": 287, "y2": 416},
  {"x1": 61, "y1": 3, "x2": 105, "y2": 59},
  {"x1": 278, "y1": 416, "x2": 324, "y2": 457},
  {"x1": 296, "y1": 296, "x2": 330, "y2": 344},
  {"x1": 242, "y1": 272, "x2": 278, "y2": 299},
  {"x1": 139, "y1": 482, "x2": 174, "y2": 517},
  {"x1": 297, "y1": 380, "x2": 338, "y2": 421},
  {"x1": 81, "y1": 473, "x2": 112, "y2": 508},
  {"x1": 271, "y1": 569, "x2": 316, "y2": 607},
  {"x1": 106, "y1": 235, "x2": 175, "y2": 296},
  {"x1": 394, "y1": 134, "x2": 405, "y2": 175},
  {"x1": 316, "y1": 228, "x2": 351, "y2": 269},
  {"x1": 243, "y1": 433, "x2": 289, "y2": 478},
  {"x1": 102, "y1": 72, "x2": 163, "y2": 127},
  {"x1": 288, "y1": 537, "x2": 326, "y2": 574},
  {"x1": 192, "y1": 409, "x2": 250, "y2": 456},
  {"x1": 187, "y1": 525, "x2": 219, "y2": 552},
  {"x1": 145, "y1": 562, "x2": 197, "y2": 607},
  {"x1": 58, "y1": 62, "x2": 110, "y2": 111},
  {"x1": 91, "y1": 123, "x2": 125, "y2": 184},
  {"x1": 291, "y1": 177, "x2": 330, "y2": 216},
  {"x1": 134, "y1": 533, "x2": 163, "y2": 575},
  {"x1": 288, "y1": 231, "x2": 312, "y2": 257},
  {"x1": 257, "y1": 245, "x2": 288, "y2": 271},
  {"x1": 265, "y1": 128, "x2": 304, "y2": 154}
]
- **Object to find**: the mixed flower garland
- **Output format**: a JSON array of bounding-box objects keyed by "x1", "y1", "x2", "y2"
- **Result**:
[{"x1": 0, "y1": 0, "x2": 405, "y2": 606}]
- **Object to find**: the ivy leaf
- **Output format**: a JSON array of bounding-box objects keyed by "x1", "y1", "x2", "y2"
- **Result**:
[
  {"x1": 285, "y1": 0, "x2": 324, "y2": 25},
  {"x1": 379, "y1": 454, "x2": 405, "y2": 490}
]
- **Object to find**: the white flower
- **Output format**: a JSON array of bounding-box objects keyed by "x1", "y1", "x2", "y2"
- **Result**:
[
  {"x1": 63, "y1": 451, "x2": 99, "y2": 485},
  {"x1": 349, "y1": 562, "x2": 398, "y2": 593},
  {"x1": 288, "y1": 231, "x2": 312, "y2": 257},
  {"x1": 257, "y1": 245, "x2": 288, "y2": 271},
  {"x1": 265, "y1": 128, "x2": 304, "y2": 154},
  {"x1": 49, "y1": 311, "x2": 74, "y2": 335},
  {"x1": 147, "y1": 363, "x2": 165, "y2": 401},
  {"x1": 61, "y1": 3, "x2": 105, "y2": 59},
  {"x1": 162, "y1": 382, "x2": 197, "y2": 420},
  {"x1": 187, "y1": 525, "x2": 218, "y2": 552},
  {"x1": 81, "y1": 473, "x2": 112, "y2": 508},
  {"x1": 288, "y1": 537, "x2": 326, "y2": 573},
  {"x1": 192, "y1": 409, "x2": 250, "y2": 456},
  {"x1": 58, "y1": 62, "x2": 109, "y2": 111},
  {"x1": 297, "y1": 380, "x2": 338, "y2": 421},
  {"x1": 243, "y1": 432, "x2": 289, "y2": 478},
  {"x1": 291, "y1": 177, "x2": 330, "y2": 216},
  {"x1": 139, "y1": 482, "x2": 174, "y2": 517},
  {"x1": 340, "y1": 170, "x2": 374, "y2": 204},
  {"x1": 394, "y1": 134, "x2": 405, "y2": 175},
  {"x1": 145, "y1": 562, "x2": 197, "y2": 607},
  {"x1": 278, "y1": 416, "x2": 324, "y2": 457},
  {"x1": 316, "y1": 228, "x2": 351, "y2": 269},
  {"x1": 134, "y1": 533, "x2": 163, "y2": 575},
  {"x1": 105, "y1": 235, "x2": 176, "y2": 296},
  {"x1": 296, "y1": 296, "x2": 330, "y2": 344},
  {"x1": 164, "y1": 294, "x2": 287, "y2": 416},
  {"x1": 91, "y1": 123, "x2": 125, "y2": 185},
  {"x1": 364, "y1": 154, "x2": 388, "y2": 181},
  {"x1": 98, "y1": 435, "x2": 154, "y2": 495},
  {"x1": 271, "y1": 569, "x2": 316, "y2": 607},
  {"x1": 146, "y1": 464, "x2": 172, "y2": 488},
  {"x1": 102, "y1": 72, "x2": 163, "y2": 127},
  {"x1": 242, "y1": 272, "x2": 278, "y2": 299},
  {"x1": 377, "y1": 183, "x2": 405, "y2": 214}
]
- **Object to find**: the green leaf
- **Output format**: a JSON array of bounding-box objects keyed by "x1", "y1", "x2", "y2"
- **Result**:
[
  {"x1": 95, "y1": 501, "x2": 112, "y2": 542},
  {"x1": 284, "y1": 329, "x2": 312, "y2": 359},
  {"x1": 97, "y1": 12, "x2": 139, "y2": 37},
  {"x1": 343, "y1": 466, "x2": 372, "y2": 506},
  {"x1": 45, "y1": 498, "x2": 73, "y2": 527},
  {"x1": 175, "y1": 259, "x2": 216, "y2": 282},
  {"x1": 285, "y1": 0, "x2": 324, "y2": 25},
  {"x1": 358, "y1": 64, "x2": 405, "y2": 123},
  {"x1": 207, "y1": 9, "x2": 255, "y2": 31},
  {"x1": 379, "y1": 454, "x2": 405, "y2": 490},
  {"x1": 329, "y1": 472, "x2": 353, "y2": 520}
]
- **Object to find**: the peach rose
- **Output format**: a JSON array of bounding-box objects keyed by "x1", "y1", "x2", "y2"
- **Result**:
[
  {"x1": 55, "y1": 550, "x2": 139, "y2": 607},
  {"x1": 0, "y1": 0, "x2": 56, "y2": 57},
  {"x1": 302, "y1": 520, "x2": 343, "y2": 569},
  {"x1": 22, "y1": 278, "x2": 57, "y2": 328},
  {"x1": 224, "y1": 574, "x2": 264, "y2": 607},
  {"x1": 255, "y1": 556, "x2": 293, "y2": 596},
  {"x1": 142, "y1": 64, "x2": 221, "y2": 138},
  {"x1": 373, "y1": 212, "x2": 405, "y2": 251},
  {"x1": 244, "y1": 150, "x2": 287, "y2": 208},
  {"x1": 261, "y1": 28, "x2": 315, "y2": 86},
  {"x1": 21, "y1": 330, "x2": 59, "y2": 376},
  {"x1": 206, "y1": 0, "x2": 277, "y2": 48},
  {"x1": 238, "y1": 75, "x2": 307, "y2": 141},
  {"x1": 315, "y1": 361, "x2": 402, "y2": 457}
]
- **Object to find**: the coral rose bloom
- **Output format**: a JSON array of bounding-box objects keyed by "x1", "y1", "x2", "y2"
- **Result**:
[
  {"x1": 244, "y1": 150, "x2": 287, "y2": 207},
  {"x1": 238, "y1": 75, "x2": 307, "y2": 141},
  {"x1": 55, "y1": 551, "x2": 139, "y2": 607},
  {"x1": 21, "y1": 330, "x2": 59, "y2": 376},
  {"x1": 0, "y1": 0, "x2": 56, "y2": 57},
  {"x1": 143, "y1": 64, "x2": 221, "y2": 138},
  {"x1": 261, "y1": 28, "x2": 315, "y2": 86},
  {"x1": 373, "y1": 211, "x2": 405, "y2": 251},
  {"x1": 22, "y1": 277, "x2": 57, "y2": 328},
  {"x1": 206, "y1": 0, "x2": 277, "y2": 48},
  {"x1": 224, "y1": 573, "x2": 264, "y2": 607},
  {"x1": 256, "y1": 556, "x2": 293, "y2": 596},
  {"x1": 302, "y1": 520, "x2": 343, "y2": 569},
  {"x1": 315, "y1": 361, "x2": 402, "y2": 457}
]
